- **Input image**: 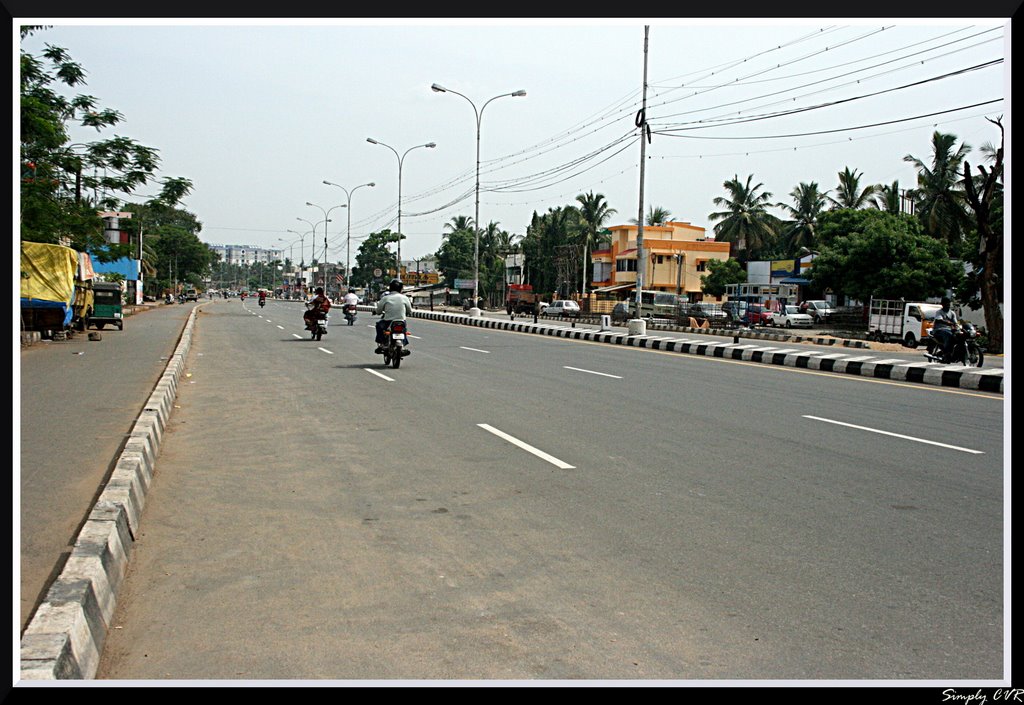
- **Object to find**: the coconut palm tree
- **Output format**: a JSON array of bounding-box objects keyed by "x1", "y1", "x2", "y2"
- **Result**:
[
  {"x1": 777, "y1": 181, "x2": 828, "y2": 255},
  {"x1": 828, "y1": 167, "x2": 878, "y2": 209},
  {"x1": 442, "y1": 215, "x2": 474, "y2": 239},
  {"x1": 630, "y1": 205, "x2": 672, "y2": 226},
  {"x1": 872, "y1": 180, "x2": 903, "y2": 214},
  {"x1": 575, "y1": 191, "x2": 617, "y2": 297},
  {"x1": 708, "y1": 174, "x2": 779, "y2": 260},
  {"x1": 904, "y1": 131, "x2": 972, "y2": 249}
]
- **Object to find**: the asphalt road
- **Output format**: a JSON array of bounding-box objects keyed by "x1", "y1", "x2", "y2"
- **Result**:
[
  {"x1": 18, "y1": 301, "x2": 198, "y2": 633},
  {"x1": 91, "y1": 298, "x2": 1004, "y2": 682}
]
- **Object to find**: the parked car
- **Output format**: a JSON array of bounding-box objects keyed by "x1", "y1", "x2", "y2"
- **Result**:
[
  {"x1": 545, "y1": 300, "x2": 581, "y2": 318},
  {"x1": 742, "y1": 302, "x2": 773, "y2": 326},
  {"x1": 611, "y1": 301, "x2": 631, "y2": 324},
  {"x1": 800, "y1": 300, "x2": 835, "y2": 324},
  {"x1": 722, "y1": 300, "x2": 747, "y2": 321},
  {"x1": 682, "y1": 302, "x2": 728, "y2": 323},
  {"x1": 769, "y1": 305, "x2": 814, "y2": 328}
]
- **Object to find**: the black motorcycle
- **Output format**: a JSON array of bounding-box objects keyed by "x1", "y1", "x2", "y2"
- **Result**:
[
  {"x1": 380, "y1": 319, "x2": 410, "y2": 369},
  {"x1": 923, "y1": 323, "x2": 984, "y2": 367}
]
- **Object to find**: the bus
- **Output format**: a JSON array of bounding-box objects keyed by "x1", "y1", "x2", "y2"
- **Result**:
[{"x1": 629, "y1": 290, "x2": 688, "y2": 318}]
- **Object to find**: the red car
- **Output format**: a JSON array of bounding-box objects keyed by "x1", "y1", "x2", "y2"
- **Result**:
[{"x1": 743, "y1": 303, "x2": 773, "y2": 326}]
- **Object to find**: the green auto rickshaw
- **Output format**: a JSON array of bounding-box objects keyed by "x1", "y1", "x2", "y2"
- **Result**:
[{"x1": 88, "y1": 282, "x2": 124, "y2": 330}]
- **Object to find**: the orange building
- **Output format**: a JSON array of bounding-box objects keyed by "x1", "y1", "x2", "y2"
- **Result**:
[{"x1": 590, "y1": 220, "x2": 731, "y2": 302}]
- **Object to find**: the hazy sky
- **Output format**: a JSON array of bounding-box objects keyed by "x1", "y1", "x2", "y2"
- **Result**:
[{"x1": 16, "y1": 18, "x2": 1009, "y2": 268}]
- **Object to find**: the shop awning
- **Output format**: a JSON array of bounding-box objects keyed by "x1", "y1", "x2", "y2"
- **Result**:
[
  {"x1": 592, "y1": 283, "x2": 634, "y2": 293},
  {"x1": 779, "y1": 277, "x2": 810, "y2": 285}
]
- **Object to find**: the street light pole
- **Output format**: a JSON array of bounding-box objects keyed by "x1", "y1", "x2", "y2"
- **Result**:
[
  {"x1": 323, "y1": 180, "x2": 375, "y2": 288},
  {"x1": 431, "y1": 82, "x2": 525, "y2": 316},
  {"x1": 366, "y1": 138, "x2": 435, "y2": 279},
  {"x1": 306, "y1": 201, "x2": 344, "y2": 294}
]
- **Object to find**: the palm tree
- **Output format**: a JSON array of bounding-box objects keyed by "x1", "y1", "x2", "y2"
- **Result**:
[
  {"x1": 575, "y1": 191, "x2": 617, "y2": 297},
  {"x1": 828, "y1": 167, "x2": 877, "y2": 209},
  {"x1": 708, "y1": 174, "x2": 779, "y2": 260},
  {"x1": 904, "y1": 131, "x2": 972, "y2": 249},
  {"x1": 777, "y1": 182, "x2": 828, "y2": 255},
  {"x1": 442, "y1": 215, "x2": 474, "y2": 239},
  {"x1": 630, "y1": 205, "x2": 672, "y2": 226},
  {"x1": 872, "y1": 180, "x2": 903, "y2": 214}
]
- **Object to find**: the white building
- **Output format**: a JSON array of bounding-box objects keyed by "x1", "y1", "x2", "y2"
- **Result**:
[{"x1": 209, "y1": 244, "x2": 284, "y2": 267}]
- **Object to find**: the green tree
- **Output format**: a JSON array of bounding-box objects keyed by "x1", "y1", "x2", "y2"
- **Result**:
[
  {"x1": 828, "y1": 167, "x2": 877, "y2": 210},
  {"x1": 809, "y1": 209, "x2": 959, "y2": 302},
  {"x1": 872, "y1": 180, "x2": 903, "y2": 214},
  {"x1": 630, "y1": 205, "x2": 672, "y2": 226},
  {"x1": 152, "y1": 227, "x2": 214, "y2": 292},
  {"x1": 700, "y1": 258, "x2": 746, "y2": 297},
  {"x1": 708, "y1": 174, "x2": 780, "y2": 261},
  {"x1": 434, "y1": 228, "x2": 475, "y2": 287},
  {"x1": 959, "y1": 116, "x2": 1004, "y2": 353},
  {"x1": 904, "y1": 131, "x2": 972, "y2": 252},
  {"x1": 521, "y1": 206, "x2": 581, "y2": 298},
  {"x1": 351, "y1": 229, "x2": 400, "y2": 289},
  {"x1": 20, "y1": 28, "x2": 190, "y2": 257},
  {"x1": 575, "y1": 191, "x2": 617, "y2": 296},
  {"x1": 777, "y1": 181, "x2": 828, "y2": 255}
]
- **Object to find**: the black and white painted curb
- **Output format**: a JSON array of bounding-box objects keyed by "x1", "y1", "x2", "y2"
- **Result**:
[
  {"x1": 19, "y1": 307, "x2": 199, "y2": 680},
  {"x1": 409, "y1": 309, "x2": 1004, "y2": 394}
]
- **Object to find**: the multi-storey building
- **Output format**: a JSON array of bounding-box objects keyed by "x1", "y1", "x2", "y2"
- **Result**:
[{"x1": 208, "y1": 244, "x2": 284, "y2": 267}]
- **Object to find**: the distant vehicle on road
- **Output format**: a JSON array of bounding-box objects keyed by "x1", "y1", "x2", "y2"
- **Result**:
[
  {"x1": 545, "y1": 300, "x2": 581, "y2": 318},
  {"x1": 682, "y1": 302, "x2": 728, "y2": 324},
  {"x1": 184, "y1": 289, "x2": 199, "y2": 302}
]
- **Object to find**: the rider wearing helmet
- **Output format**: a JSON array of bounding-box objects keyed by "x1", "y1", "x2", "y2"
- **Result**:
[
  {"x1": 374, "y1": 279, "x2": 413, "y2": 354},
  {"x1": 930, "y1": 296, "x2": 959, "y2": 362}
]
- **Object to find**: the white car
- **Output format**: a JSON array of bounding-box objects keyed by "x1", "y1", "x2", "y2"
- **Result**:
[
  {"x1": 770, "y1": 305, "x2": 814, "y2": 328},
  {"x1": 545, "y1": 300, "x2": 581, "y2": 318}
]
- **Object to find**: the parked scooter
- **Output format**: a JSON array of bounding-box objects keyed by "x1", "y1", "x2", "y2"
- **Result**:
[
  {"x1": 923, "y1": 322, "x2": 984, "y2": 367},
  {"x1": 343, "y1": 304, "x2": 357, "y2": 326},
  {"x1": 165, "y1": 293, "x2": 173, "y2": 304},
  {"x1": 379, "y1": 319, "x2": 410, "y2": 368}
]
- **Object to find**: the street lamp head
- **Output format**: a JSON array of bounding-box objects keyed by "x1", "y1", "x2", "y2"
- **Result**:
[
  {"x1": 512, "y1": 90, "x2": 527, "y2": 97},
  {"x1": 425, "y1": 142, "x2": 437, "y2": 149},
  {"x1": 431, "y1": 83, "x2": 447, "y2": 93},
  {"x1": 366, "y1": 137, "x2": 378, "y2": 144},
  {"x1": 367, "y1": 182, "x2": 376, "y2": 187}
]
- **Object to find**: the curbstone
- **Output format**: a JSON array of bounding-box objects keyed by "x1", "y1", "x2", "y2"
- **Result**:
[
  {"x1": 19, "y1": 307, "x2": 199, "y2": 681},
  {"x1": 405, "y1": 309, "x2": 1001, "y2": 393}
]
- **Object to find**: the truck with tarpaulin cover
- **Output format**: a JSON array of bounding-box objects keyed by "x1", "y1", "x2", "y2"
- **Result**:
[{"x1": 20, "y1": 241, "x2": 101, "y2": 338}]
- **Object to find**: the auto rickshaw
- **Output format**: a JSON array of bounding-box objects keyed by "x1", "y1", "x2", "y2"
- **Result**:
[{"x1": 87, "y1": 281, "x2": 124, "y2": 330}]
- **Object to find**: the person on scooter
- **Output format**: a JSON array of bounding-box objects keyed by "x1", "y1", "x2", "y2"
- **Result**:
[
  {"x1": 930, "y1": 296, "x2": 959, "y2": 362},
  {"x1": 303, "y1": 287, "x2": 331, "y2": 330},
  {"x1": 374, "y1": 279, "x2": 413, "y2": 355},
  {"x1": 258, "y1": 289, "x2": 267, "y2": 306},
  {"x1": 343, "y1": 288, "x2": 359, "y2": 308}
]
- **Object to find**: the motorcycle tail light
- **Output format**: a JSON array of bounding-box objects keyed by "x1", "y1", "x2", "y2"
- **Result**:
[{"x1": 392, "y1": 323, "x2": 405, "y2": 334}]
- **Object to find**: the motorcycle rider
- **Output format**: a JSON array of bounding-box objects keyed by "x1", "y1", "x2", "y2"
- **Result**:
[
  {"x1": 930, "y1": 296, "x2": 959, "y2": 362},
  {"x1": 374, "y1": 279, "x2": 413, "y2": 355},
  {"x1": 343, "y1": 288, "x2": 359, "y2": 308},
  {"x1": 258, "y1": 289, "x2": 267, "y2": 306},
  {"x1": 303, "y1": 286, "x2": 331, "y2": 330}
]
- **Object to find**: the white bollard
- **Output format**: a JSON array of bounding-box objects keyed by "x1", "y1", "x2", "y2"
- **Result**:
[
  {"x1": 627, "y1": 318, "x2": 647, "y2": 336},
  {"x1": 599, "y1": 314, "x2": 611, "y2": 331}
]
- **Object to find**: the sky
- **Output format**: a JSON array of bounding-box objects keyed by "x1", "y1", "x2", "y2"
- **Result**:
[{"x1": 15, "y1": 17, "x2": 1010, "y2": 271}]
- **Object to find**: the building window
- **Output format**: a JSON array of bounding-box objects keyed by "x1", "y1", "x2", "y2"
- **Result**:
[
  {"x1": 696, "y1": 260, "x2": 708, "y2": 272},
  {"x1": 616, "y1": 259, "x2": 637, "y2": 272}
]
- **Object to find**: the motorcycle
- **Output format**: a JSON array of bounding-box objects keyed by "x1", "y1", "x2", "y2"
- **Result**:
[
  {"x1": 923, "y1": 322, "x2": 984, "y2": 367},
  {"x1": 343, "y1": 304, "x2": 357, "y2": 326},
  {"x1": 305, "y1": 305, "x2": 329, "y2": 341},
  {"x1": 164, "y1": 293, "x2": 173, "y2": 304},
  {"x1": 380, "y1": 319, "x2": 410, "y2": 369},
  {"x1": 259, "y1": 297, "x2": 266, "y2": 309}
]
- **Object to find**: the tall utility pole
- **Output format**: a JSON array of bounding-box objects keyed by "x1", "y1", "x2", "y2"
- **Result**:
[{"x1": 632, "y1": 25, "x2": 651, "y2": 322}]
